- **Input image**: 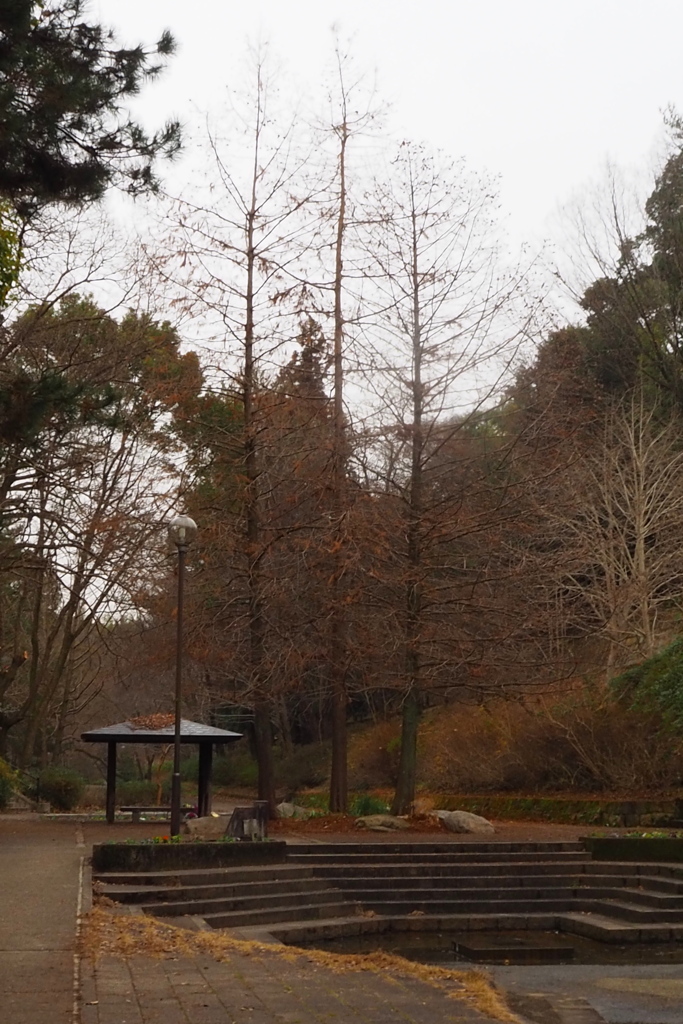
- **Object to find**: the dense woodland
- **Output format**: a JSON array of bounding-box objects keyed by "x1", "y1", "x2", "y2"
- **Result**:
[{"x1": 4, "y1": 2, "x2": 683, "y2": 812}]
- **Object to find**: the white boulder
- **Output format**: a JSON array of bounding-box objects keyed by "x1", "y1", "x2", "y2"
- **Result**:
[
  {"x1": 356, "y1": 814, "x2": 410, "y2": 831},
  {"x1": 434, "y1": 809, "x2": 495, "y2": 834},
  {"x1": 276, "y1": 802, "x2": 314, "y2": 819},
  {"x1": 183, "y1": 814, "x2": 225, "y2": 838}
]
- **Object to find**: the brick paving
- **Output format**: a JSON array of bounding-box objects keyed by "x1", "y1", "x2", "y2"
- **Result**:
[
  {"x1": 0, "y1": 814, "x2": 501, "y2": 1024},
  {"x1": 81, "y1": 948, "x2": 490, "y2": 1024}
]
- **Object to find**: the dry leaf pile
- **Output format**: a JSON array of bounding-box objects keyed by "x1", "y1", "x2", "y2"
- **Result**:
[
  {"x1": 129, "y1": 713, "x2": 175, "y2": 731},
  {"x1": 81, "y1": 906, "x2": 519, "y2": 1022}
]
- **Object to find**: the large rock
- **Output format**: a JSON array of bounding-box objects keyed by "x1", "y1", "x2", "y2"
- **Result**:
[
  {"x1": 183, "y1": 813, "x2": 225, "y2": 838},
  {"x1": 276, "y1": 802, "x2": 313, "y2": 820},
  {"x1": 356, "y1": 814, "x2": 410, "y2": 831},
  {"x1": 434, "y1": 809, "x2": 495, "y2": 834}
]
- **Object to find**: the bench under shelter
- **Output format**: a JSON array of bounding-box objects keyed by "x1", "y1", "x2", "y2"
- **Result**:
[{"x1": 81, "y1": 717, "x2": 242, "y2": 823}]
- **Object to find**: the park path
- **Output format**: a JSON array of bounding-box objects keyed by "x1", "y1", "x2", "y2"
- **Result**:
[
  {"x1": 0, "y1": 815, "x2": 84, "y2": 1024},
  {"x1": 0, "y1": 815, "x2": 501, "y2": 1024}
]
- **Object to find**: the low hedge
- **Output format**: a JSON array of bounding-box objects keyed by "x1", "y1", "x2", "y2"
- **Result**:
[
  {"x1": 583, "y1": 836, "x2": 683, "y2": 861},
  {"x1": 436, "y1": 794, "x2": 681, "y2": 827}
]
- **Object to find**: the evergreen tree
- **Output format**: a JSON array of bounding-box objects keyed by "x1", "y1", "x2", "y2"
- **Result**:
[{"x1": 0, "y1": 0, "x2": 180, "y2": 215}]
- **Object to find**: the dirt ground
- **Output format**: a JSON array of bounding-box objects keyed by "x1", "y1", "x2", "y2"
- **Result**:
[
  {"x1": 0, "y1": 809, "x2": 645, "y2": 847},
  {"x1": 269, "y1": 815, "x2": 626, "y2": 843}
]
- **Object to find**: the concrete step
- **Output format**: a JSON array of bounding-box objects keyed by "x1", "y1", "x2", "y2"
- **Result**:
[
  {"x1": 145, "y1": 887, "x2": 350, "y2": 918},
  {"x1": 637, "y1": 874, "x2": 683, "y2": 893},
  {"x1": 287, "y1": 842, "x2": 586, "y2": 855},
  {"x1": 587, "y1": 898, "x2": 683, "y2": 924},
  {"x1": 320, "y1": 872, "x2": 643, "y2": 891},
  {"x1": 94, "y1": 863, "x2": 313, "y2": 887},
  {"x1": 582, "y1": 862, "x2": 683, "y2": 880},
  {"x1": 100, "y1": 876, "x2": 329, "y2": 905},
  {"x1": 289, "y1": 851, "x2": 593, "y2": 867},
  {"x1": 203, "y1": 901, "x2": 355, "y2": 929},
  {"x1": 561, "y1": 911, "x2": 683, "y2": 943},
  {"x1": 271, "y1": 911, "x2": 560, "y2": 945},
  {"x1": 617, "y1": 886, "x2": 683, "y2": 908},
  {"x1": 360, "y1": 897, "x2": 578, "y2": 915},
  {"x1": 95, "y1": 841, "x2": 683, "y2": 941}
]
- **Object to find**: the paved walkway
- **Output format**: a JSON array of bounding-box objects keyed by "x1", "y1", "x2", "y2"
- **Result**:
[
  {"x1": 0, "y1": 815, "x2": 500, "y2": 1024},
  {"x1": 4, "y1": 813, "x2": 683, "y2": 1023},
  {"x1": 82, "y1": 948, "x2": 491, "y2": 1024},
  {"x1": 0, "y1": 815, "x2": 84, "y2": 1024}
]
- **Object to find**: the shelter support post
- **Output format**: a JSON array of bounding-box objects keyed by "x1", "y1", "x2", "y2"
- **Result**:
[
  {"x1": 198, "y1": 743, "x2": 213, "y2": 817},
  {"x1": 106, "y1": 741, "x2": 117, "y2": 824}
]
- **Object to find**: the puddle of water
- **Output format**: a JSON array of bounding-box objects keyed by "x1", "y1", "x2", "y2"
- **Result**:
[{"x1": 292, "y1": 930, "x2": 683, "y2": 966}]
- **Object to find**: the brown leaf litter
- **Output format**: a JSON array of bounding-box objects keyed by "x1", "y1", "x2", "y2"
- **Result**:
[
  {"x1": 81, "y1": 905, "x2": 519, "y2": 1022},
  {"x1": 129, "y1": 713, "x2": 175, "y2": 730}
]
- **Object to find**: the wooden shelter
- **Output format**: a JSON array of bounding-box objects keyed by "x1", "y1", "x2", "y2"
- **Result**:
[{"x1": 81, "y1": 717, "x2": 242, "y2": 823}]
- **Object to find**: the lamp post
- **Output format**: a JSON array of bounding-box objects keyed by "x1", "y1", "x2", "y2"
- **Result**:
[{"x1": 167, "y1": 514, "x2": 198, "y2": 836}]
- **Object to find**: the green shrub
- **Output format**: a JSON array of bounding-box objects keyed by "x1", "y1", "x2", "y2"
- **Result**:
[
  {"x1": 209, "y1": 749, "x2": 259, "y2": 789},
  {"x1": 292, "y1": 792, "x2": 390, "y2": 816},
  {"x1": 0, "y1": 757, "x2": 17, "y2": 810},
  {"x1": 229, "y1": 752, "x2": 259, "y2": 788},
  {"x1": 38, "y1": 767, "x2": 85, "y2": 811},
  {"x1": 276, "y1": 742, "x2": 330, "y2": 793},
  {"x1": 212, "y1": 755, "x2": 237, "y2": 786},
  {"x1": 615, "y1": 638, "x2": 683, "y2": 730},
  {"x1": 349, "y1": 793, "x2": 390, "y2": 816},
  {"x1": 116, "y1": 780, "x2": 160, "y2": 805},
  {"x1": 295, "y1": 792, "x2": 329, "y2": 812},
  {"x1": 115, "y1": 752, "x2": 143, "y2": 783},
  {"x1": 180, "y1": 754, "x2": 199, "y2": 781}
]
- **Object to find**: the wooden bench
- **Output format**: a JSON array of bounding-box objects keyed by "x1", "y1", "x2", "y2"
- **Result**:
[{"x1": 119, "y1": 805, "x2": 194, "y2": 824}]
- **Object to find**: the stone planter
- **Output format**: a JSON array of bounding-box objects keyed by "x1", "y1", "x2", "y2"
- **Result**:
[
  {"x1": 92, "y1": 839, "x2": 287, "y2": 872},
  {"x1": 582, "y1": 836, "x2": 683, "y2": 862}
]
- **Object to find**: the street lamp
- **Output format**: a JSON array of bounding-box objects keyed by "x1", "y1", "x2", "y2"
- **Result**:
[{"x1": 167, "y1": 514, "x2": 198, "y2": 836}]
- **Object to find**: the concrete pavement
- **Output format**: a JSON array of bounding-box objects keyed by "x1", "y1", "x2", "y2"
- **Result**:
[
  {"x1": 494, "y1": 963, "x2": 683, "y2": 1024},
  {"x1": 4, "y1": 813, "x2": 683, "y2": 1024},
  {"x1": 0, "y1": 815, "x2": 502, "y2": 1024},
  {"x1": 0, "y1": 815, "x2": 84, "y2": 1024}
]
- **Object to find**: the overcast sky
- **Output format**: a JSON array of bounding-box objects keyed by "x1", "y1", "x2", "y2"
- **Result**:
[{"x1": 92, "y1": 0, "x2": 683, "y2": 250}]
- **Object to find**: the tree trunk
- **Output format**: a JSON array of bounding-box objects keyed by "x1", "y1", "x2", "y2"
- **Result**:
[
  {"x1": 391, "y1": 198, "x2": 423, "y2": 816},
  {"x1": 328, "y1": 117, "x2": 349, "y2": 814},
  {"x1": 253, "y1": 701, "x2": 276, "y2": 814},
  {"x1": 391, "y1": 686, "x2": 420, "y2": 815}
]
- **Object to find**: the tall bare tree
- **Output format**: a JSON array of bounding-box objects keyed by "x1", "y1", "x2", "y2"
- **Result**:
[
  {"x1": 152, "y1": 52, "x2": 318, "y2": 813},
  {"x1": 359, "y1": 142, "x2": 533, "y2": 813}
]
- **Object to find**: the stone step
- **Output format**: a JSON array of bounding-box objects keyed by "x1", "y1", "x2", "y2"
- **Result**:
[
  {"x1": 333, "y1": 884, "x2": 646, "y2": 905},
  {"x1": 271, "y1": 911, "x2": 562, "y2": 945},
  {"x1": 303, "y1": 860, "x2": 596, "y2": 881},
  {"x1": 203, "y1": 901, "x2": 354, "y2": 929},
  {"x1": 287, "y1": 842, "x2": 586, "y2": 855},
  {"x1": 588, "y1": 898, "x2": 683, "y2": 924},
  {"x1": 100, "y1": 876, "x2": 328, "y2": 905},
  {"x1": 618, "y1": 886, "x2": 683, "y2": 908},
  {"x1": 583, "y1": 862, "x2": 683, "y2": 879},
  {"x1": 97, "y1": 841, "x2": 683, "y2": 942},
  {"x1": 288, "y1": 851, "x2": 592, "y2": 866},
  {"x1": 94, "y1": 863, "x2": 314, "y2": 888},
  {"x1": 360, "y1": 897, "x2": 578, "y2": 915},
  {"x1": 638, "y1": 874, "x2": 683, "y2": 893},
  {"x1": 145, "y1": 887, "x2": 350, "y2": 918},
  {"x1": 561, "y1": 911, "x2": 683, "y2": 943},
  {"x1": 319, "y1": 871, "x2": 644, "y2": 890}
]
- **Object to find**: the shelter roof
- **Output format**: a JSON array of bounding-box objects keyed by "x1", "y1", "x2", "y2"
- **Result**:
[{"x1": 81, "y1": 717, "x2": 241, "y2": 744}]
